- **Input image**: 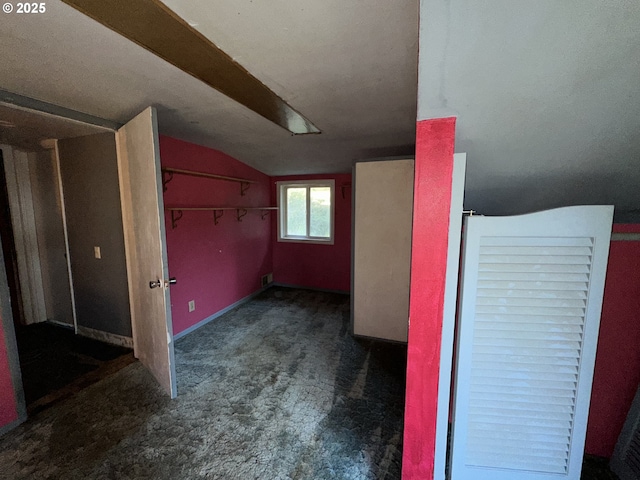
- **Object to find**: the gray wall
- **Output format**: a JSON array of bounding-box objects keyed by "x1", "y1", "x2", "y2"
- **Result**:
[{"x1": 58, "y1": 133, "x2": 131, "y2": 337}]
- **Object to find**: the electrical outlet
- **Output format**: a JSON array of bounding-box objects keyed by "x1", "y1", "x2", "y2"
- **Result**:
[
  {"x1": 94, "y1": 246, "x2": 101, "y2": 259},
  {"x1": 188, "y1": 300, "x2": 195, "y2": 312}
]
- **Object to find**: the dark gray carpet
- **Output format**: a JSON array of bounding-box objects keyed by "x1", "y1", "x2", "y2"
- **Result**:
[{"x1": 0, "y1": 288, "x2": 406, "y2": 479}]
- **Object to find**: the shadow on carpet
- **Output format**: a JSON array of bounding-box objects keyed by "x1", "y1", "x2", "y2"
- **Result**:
[
  {"x1": 0, "y1": 288, "x2": 406, "y2": 480},
  {"x1": 15, "y1": 322, "x2": 132, "y2": 411}
]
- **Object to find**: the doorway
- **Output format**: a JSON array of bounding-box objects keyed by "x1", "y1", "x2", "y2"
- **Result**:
[{"x1": 0, "y1": 107, "x2": 134, "y2": 414}]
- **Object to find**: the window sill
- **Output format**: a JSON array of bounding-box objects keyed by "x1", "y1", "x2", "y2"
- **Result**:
[{"x1": 277, "y1": 237, "x2": 335, "y2": 246}]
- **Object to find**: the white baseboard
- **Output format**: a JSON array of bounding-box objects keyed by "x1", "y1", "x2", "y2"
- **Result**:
[
  {"x1": 46, "y1": 319, "x2": 74, "y2": 329},
  {"x1": 173, "y1": 286, "x2": 269, "y2": 341},
  {"x1": 76, "y1": 326, "x2": 133, "y2": 348}
]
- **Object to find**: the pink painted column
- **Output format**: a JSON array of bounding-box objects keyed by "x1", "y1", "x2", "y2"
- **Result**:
[{"x1": 402, "y1": 117, "x2": 456, "y2": 479}]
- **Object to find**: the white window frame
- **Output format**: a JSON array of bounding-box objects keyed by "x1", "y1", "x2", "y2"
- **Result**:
[{"x1": 277, "y1": 179, "x2": 335, "y2": 245}]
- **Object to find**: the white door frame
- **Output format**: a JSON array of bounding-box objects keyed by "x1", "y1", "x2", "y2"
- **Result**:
[{"x1": 434, "y1": 152, "x2": 467, "y2": 480}]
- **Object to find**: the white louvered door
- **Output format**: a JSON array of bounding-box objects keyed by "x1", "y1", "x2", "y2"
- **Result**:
[{"x1": 450, "y1": 206, "x2": 613, "y2": 480}]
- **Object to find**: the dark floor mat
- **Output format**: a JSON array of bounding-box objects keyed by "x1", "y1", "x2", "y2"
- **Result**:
[{"x1": 16, "y1": 322, "x2": 131, "y2": 406}]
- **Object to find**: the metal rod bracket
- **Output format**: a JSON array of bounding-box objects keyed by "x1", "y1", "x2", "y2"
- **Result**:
[
  {"x1": 171, "y1": 209, "x2": 183, "y2": 229},
  {"x1": 236, "y1": 208, "x2": 248, "y2": 221},
  {"x1": 163, "y1": 171, "x2": 174, "y2": 192}
]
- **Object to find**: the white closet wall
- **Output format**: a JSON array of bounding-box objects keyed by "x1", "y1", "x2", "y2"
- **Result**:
[
  {"x1": 352, "y1": 159, "x2": 414, "y2": 342},
  {"x1": 2, "y1": 146, "x2": 47, "y2": 325}
]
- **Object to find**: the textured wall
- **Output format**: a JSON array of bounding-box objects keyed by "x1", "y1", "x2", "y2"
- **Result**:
[
  {"x1": 271, "y1": 173, "x2": 352, "y2": 292},
  {"x1": 0, "y1": 312, "x2": 17, "y2": 428},
  {"x1": 586, "y1": 223, "x2": 640, "y2": 457},
  {"x1": 0, "y1": 185, "x2": 22, "y2": 430},
  {"x1": 160, "y1": 136, "x2": 272, "y2": 336},
  {"x1": 58, "y1": 133, "x2": 131, "y2": 337}
]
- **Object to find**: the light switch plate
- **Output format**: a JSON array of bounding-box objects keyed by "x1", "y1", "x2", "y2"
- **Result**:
[{"x1": 94, "y1": 246, "x2": 101, "y2": 259}]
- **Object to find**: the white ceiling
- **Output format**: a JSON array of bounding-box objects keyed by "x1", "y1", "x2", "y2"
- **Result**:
[
  {"x1": 0, "y1": 104, "x2": 108, "y2": 150},
  {"x1": 0, "y1": 0, "x2": 638, "y2": 216},
  {"x1": 419, "y1": 0, "x2": 640, "y2": 216}
]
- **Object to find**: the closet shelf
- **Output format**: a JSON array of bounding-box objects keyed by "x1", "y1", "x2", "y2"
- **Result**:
[
  {"x1": 161, "y1": 167, "x2": 257, "y2": 196},
  {"x1": 166, "y1": 206, "x2": 278, "y2": 229}
]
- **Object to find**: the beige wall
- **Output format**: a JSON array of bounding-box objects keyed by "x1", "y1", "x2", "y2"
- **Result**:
[{"x1": 352, "y1": 159, "x2": 414, "y2": 342}]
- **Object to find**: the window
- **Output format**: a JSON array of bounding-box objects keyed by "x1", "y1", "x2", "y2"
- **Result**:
[{"x1": 277, "y1": 180, "x2": 335, "y2": 244}]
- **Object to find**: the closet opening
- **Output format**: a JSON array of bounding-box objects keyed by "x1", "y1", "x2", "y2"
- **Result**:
[{"x1": 0, "y1": 105, "x2": 133, "y2": 414}]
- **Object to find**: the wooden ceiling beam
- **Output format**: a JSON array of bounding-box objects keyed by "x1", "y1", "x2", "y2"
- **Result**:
[{"x1": 61, "y1": 0, "x2": 321, "y2": 135}]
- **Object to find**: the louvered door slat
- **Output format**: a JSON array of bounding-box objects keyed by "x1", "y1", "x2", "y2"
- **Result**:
[
  {"x1": 469, "y1": 238, "x2": 589, "y2": 473},
  {"x1": 470, "y1": 376, "x2": 577, "y2": 389},
  {"x1": 479, "y1": 263, "x2": 591, "y2": 273},
  {"x1": 467, "y1": 428, "x2": 571, "y2": 444},
  {"x1": 478, "y1": 288, "x2": 588, "y2": 299},
  {"x1": 469, "y1": 406, "x2": 575, "y2": 420},
  {"x1": 475, "y1": 305, "x2": 586, "y2": 316},
  {"x1": 474, "y1": 329, "x2": 583, "y2": 341},
  {"x1": 450, "y1": 206, "x2": 613, "y2": 480},
  {"x1": 469, "y1": 398, "x2": 576, "y2": 412},
  {"x1": 478, "y1": 275, "x2": 590, "y2": 284},
  {"x1": 476, "y1": 313, "x2": 586, "y2": 325},
  {"x1": 475, "y1": 322, "x2": 584, "y2": 333}
]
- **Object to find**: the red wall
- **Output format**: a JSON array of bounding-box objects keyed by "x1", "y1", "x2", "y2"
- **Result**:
[
  {"x1": 160, "y1": 137, "x2": 273, "y2": 336},
  {"x1": 271, "y1": 174, "x2": 352, "y2": 292},
  {"x1": 0, "y1": 315, "x2": 18, "y2": 428},
  {"x1": 403, "y1": 117, "x2": 456, "y2": 479},
  {"x1": 586, "y1": 224, "x2": 640, "y2": 457}
]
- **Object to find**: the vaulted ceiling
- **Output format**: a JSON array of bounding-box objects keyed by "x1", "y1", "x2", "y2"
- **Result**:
[
  {"x1": 0, "y1": 0, "x2": 638, "y2": 217},
  {"x1": 0, "y1": 0, "x2": 418, "y2": 174}
]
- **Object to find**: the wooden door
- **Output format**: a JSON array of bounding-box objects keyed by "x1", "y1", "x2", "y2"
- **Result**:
[
  {"x1": 116, "y1": 107, "x2": 176, "y2": 398},
  {"x1": 352, "y1": 159, "x2": 415, "y2": 342},
  {"x1": 450, "y1": 206, "x2": 613, "y2": 480}
]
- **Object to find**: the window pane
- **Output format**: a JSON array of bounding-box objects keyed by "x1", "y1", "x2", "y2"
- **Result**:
[
  {"x1": 286, "y1": 188, "x2": 307, "y2": 236},
  {"x1": 310, "y1": 187, "x2": 331, "y2": 237}
]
